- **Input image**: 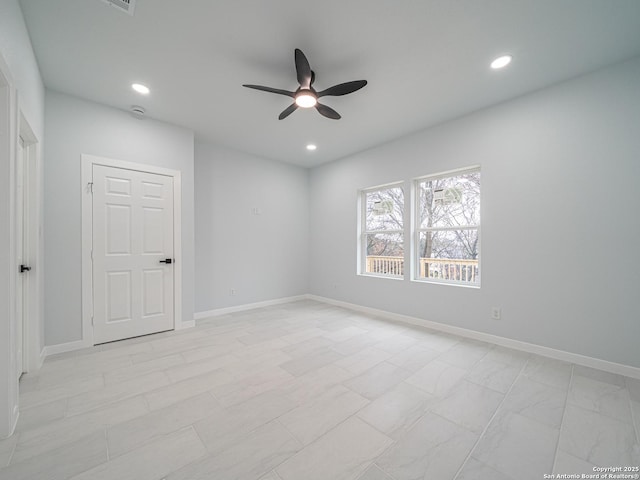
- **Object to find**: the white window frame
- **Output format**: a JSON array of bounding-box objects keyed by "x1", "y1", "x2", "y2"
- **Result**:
[
  {"x1": 358, "y1": 182, "x2": 405, "y2": 278},
  {"x1": 413, "y1": 165, "x2": 481, "y2": 287}
]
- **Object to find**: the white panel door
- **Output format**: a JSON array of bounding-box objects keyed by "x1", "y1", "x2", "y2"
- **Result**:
[
  {"x1": 93, "y1": 165, "x2": 174, "y2": 344},
  {"x1": 16, "y1": 137, "x2": 25, "y2": 376}
]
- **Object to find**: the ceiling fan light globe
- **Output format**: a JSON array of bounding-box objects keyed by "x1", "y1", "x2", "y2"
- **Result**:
[{"x1": 295, "y1": 90, "x2": 317, "y2": 108}]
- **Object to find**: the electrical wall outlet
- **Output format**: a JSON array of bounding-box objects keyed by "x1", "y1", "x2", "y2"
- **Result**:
[
  {"x1": 491, "y1": 307, "x2": 502, "y2": 320},
  {"x1": 230, "y1": 289, "x2": 236, "y2": 296}
]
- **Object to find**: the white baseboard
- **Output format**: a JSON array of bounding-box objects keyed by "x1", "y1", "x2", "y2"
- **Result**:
[
  {"x1": 307, "y1": 295, "x2": 640, "y2": 380},
  {"x1": 194, "y1": 295, "x2": 309, "y2": 320},
  {"x1": 39, "y1": 294, "x2": 640, "y2": 380},
  {"x1": 42, "y1": 320, "x2": 194, "y2": 360},
  {"x1": 41, "y1": 339, "x2": 88, "y2": 358},
  {"x1": 177, "y1": 320, "x2": 195, "y2": 330}
]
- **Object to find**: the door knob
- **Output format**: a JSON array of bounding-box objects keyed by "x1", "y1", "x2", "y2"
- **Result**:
[
  {"x1": 159, "y1": 258, "x2": 173, "y2": 264},
  {"x1": 20, "y1": 265, "x2": 31, "y2": 273}
]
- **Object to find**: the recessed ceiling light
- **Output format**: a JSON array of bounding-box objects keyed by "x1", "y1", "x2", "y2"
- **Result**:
[
  {"x1": 306, "y1": 144, "x2": 317, "y2": 151},
  {"x1": 490, "y1": 55, "x2": 512, "y2": 69},
  {"x1": 131, "y1": 83, "x2": 150, "y2": 94}
]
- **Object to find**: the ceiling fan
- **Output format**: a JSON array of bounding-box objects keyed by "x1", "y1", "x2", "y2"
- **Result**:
[{"x1": 243, "y1": 48, "x2": 367, "y2": 120}]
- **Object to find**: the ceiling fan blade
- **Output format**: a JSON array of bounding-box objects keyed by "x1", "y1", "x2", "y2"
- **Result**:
[
  {"x1": 278, "y1": 103, "x2": 298, "y2": 120},
  {"x1": 315, "y1": 103, "x2": 341, "y2": 120},
  {"x1": 294, "y1": 49, "x2": 312, "y2": 88},
  {"x1": 317, "y1": 80, "x2": 368, "y2": 98},
  {"x1": 243, "y1": 84, "x2": 295, "y2": 97}
]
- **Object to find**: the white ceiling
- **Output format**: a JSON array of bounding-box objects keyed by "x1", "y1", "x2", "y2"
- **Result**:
[{"x1": 19, "y1": 0, "x2": 640, "y2": 167}]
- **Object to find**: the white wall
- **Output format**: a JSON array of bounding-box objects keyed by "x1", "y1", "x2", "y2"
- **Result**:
[
  {"x1": 194, "y1": 141, "x2": 309, "y2": 313},
  {"x1": 0, "y1": 0, "x2": 45, "y2": 438},
  {"x1": 0, "y1": 1, "x2": 44, "y2": 137},
  {"x1": 44, "y1": 90, "x2": 195, "y2": 346},
  {"x1": 309, "y1": 56, "x2": 640, "y2": 369}
]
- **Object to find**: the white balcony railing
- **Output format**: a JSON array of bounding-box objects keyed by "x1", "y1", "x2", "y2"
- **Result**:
[{"x1": 366, "y1": 256, "x2": 478, "y2": 282}]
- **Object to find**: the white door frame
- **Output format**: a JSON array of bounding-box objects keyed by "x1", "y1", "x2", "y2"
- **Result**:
[
  {"x1": 0, "y1": 49, "x2": 19, "y2": 439},
  {"x1": 81, "y1": 154, "x2": 183, "y2": 347},
  {"x1": 0, "y1": 50, "x2": 43, "y2": 440}
]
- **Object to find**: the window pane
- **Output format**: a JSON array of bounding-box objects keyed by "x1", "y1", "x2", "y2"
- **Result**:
[
  {"x1": 417, "y1": 230, "x2": 479, "y2": 282},
  {"x1": 366, "y1": 187, "x2": 404, "y2": 232},
  {"x1": 419, "y1": 171, "x2": 480, "y2": 229},
  {"x1": 365, "y1": 232, "x2": 404, "y2": 276}
]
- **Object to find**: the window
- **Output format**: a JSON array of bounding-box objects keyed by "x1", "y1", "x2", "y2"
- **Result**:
[
  {"x1": 415, "y1": 167, "x2": 480, "y2": 285},
  {"x1": 359, "y1": 184, "x2": 404, "y2": 277}
]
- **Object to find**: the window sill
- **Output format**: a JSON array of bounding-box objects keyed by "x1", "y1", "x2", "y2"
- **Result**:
[
  {"x1": 411, "y1": 278, "x2": 481, "y2": 289},
  {"x1": 357, "y1": 273, "x2": 405, "y2": 281}
]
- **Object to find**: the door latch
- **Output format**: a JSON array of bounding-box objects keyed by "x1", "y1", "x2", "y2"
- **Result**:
[
  {"x1": 159, "y1": 258, "x2": 173, "y2": 264},
  {"x1": 20, "y1": 265, "x2": 31, "y2": 273}
]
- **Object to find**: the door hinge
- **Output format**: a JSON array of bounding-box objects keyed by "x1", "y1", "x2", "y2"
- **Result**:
[
  {"x1": 91, "y1": 316, "x2": 94, "y2": 326},
  {"x1": 87, "y1": 182, "x2": 94, "y2": 194}
]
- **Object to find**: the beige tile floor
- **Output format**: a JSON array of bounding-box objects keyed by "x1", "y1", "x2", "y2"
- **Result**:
[{"x1": 1, "y1": 299, "x2": 639, "y2": 480}]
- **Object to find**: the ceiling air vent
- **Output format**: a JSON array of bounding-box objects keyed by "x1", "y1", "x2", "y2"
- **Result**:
[
  {"x1": 99, "y1": 0, "x2": 136, "y2": 16},
  {"x1": 130, "y1": 105, "x2": 146, "y2": 119}
]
